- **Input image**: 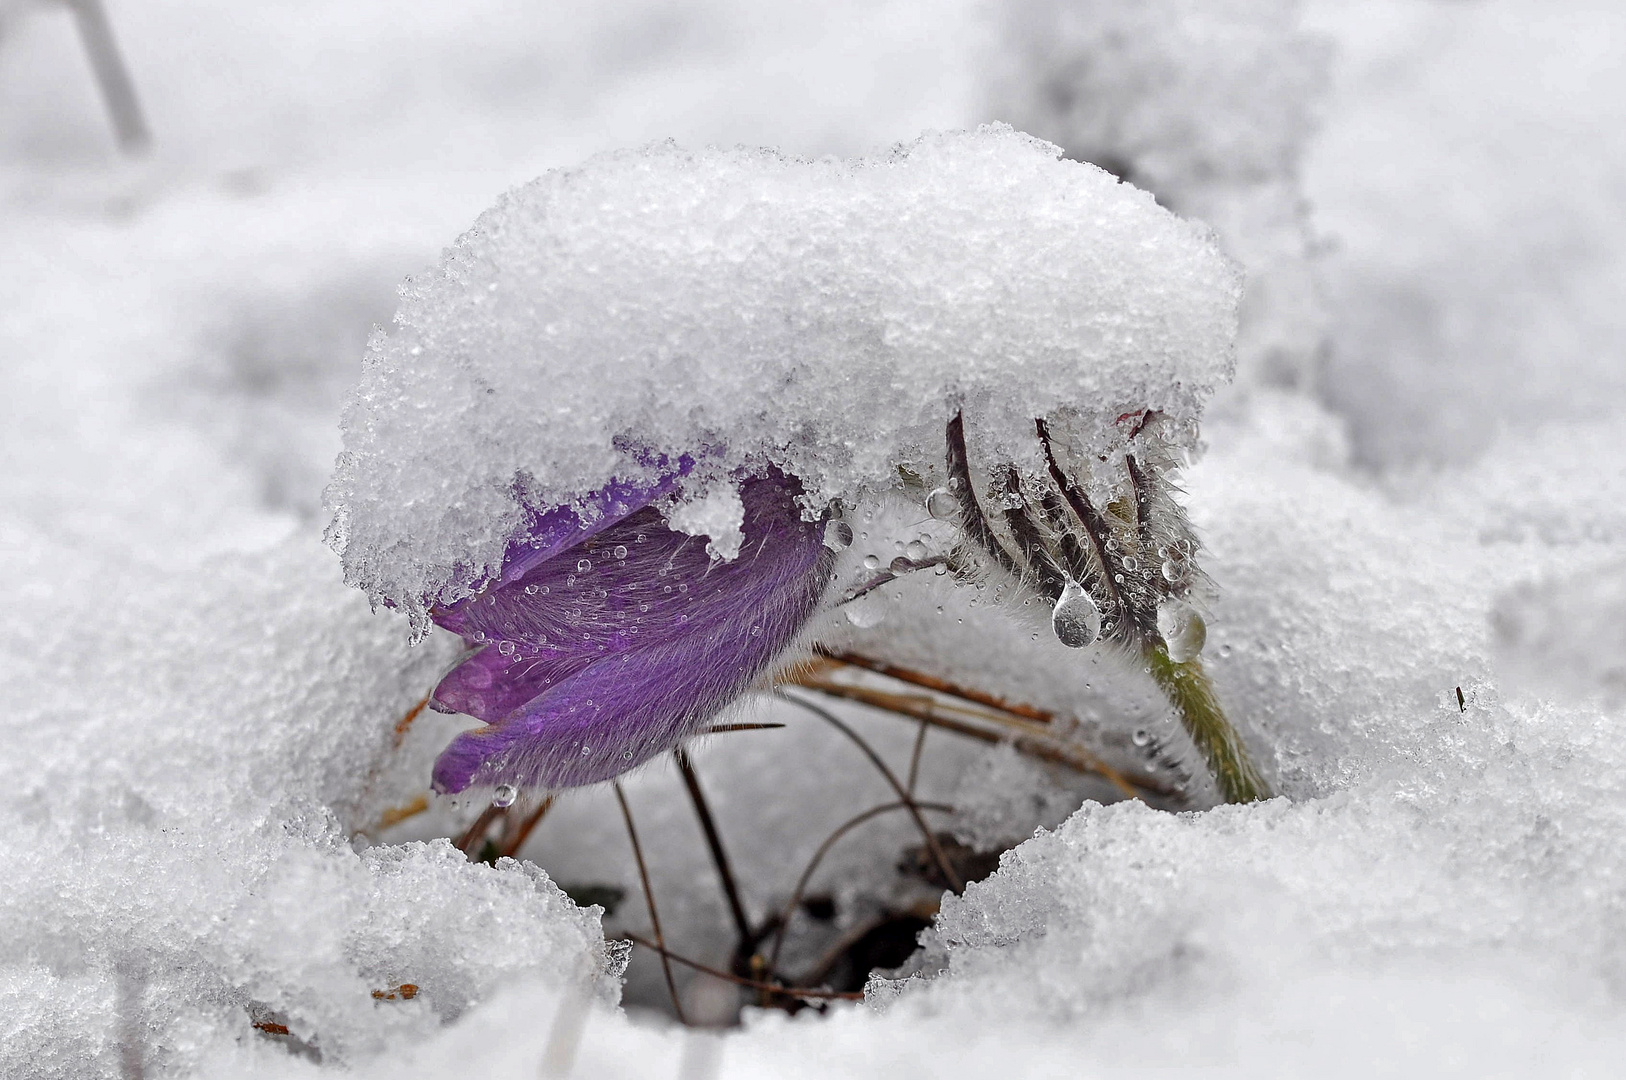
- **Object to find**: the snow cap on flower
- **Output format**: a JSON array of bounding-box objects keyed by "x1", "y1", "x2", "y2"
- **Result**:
[{"x1": 325, "y1": 124, "x2": 1240, "y2": 631}]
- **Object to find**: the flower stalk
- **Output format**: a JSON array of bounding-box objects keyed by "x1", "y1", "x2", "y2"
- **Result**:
[{"x1": 945, "y1": 412, "x2": 1271, "y2": 804}]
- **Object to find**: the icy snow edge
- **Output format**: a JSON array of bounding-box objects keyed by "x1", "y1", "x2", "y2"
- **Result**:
[{"x1": 325, "y1": 124, "x2": 1240, "y2": 625}]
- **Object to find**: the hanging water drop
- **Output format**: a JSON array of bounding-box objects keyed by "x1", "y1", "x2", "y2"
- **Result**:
[
  {"x1": 843, "y1": 592, "x2": 888, "y2": 629},
  {"x1": 491, "y1": 784, "x2": 517, "y2": 808},
  {"x1": 823, "y1": 520, "x2": 853, "y2": 551},
  {"x1": 497, "y1": 640, "x2": 515, "y2": 656},
  {"x1": 863, "y1": 554, "x2": 881, "y2": 570},
  {"x1": 1161, "y1": 559, "x2": 1182, "y2": 583},
  {"x1": 890, "y1": 556, "x2": 912, "y2": 573},
  {"x1": 904, "y1": 539, "x2": 929, "y2": 562},
  {"x1": 1157, "y1": 599, "x2": 1207, "y2": 663},
  {"x1": 1051, "y1": 579, "x2": 1101, "y2": 648},
  {"x1": 926, "y1": 487, "x2": 959, "y2": 520}
]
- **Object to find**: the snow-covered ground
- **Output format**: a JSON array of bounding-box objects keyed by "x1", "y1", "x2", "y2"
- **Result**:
[{"x1": 4, "y1": 1, "x2": 1625, "y2": 1076}]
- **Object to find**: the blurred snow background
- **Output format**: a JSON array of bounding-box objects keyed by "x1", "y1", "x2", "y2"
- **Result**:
[{"x1": 4, "y1": 0, "x2": 1626, "y2": 1076}]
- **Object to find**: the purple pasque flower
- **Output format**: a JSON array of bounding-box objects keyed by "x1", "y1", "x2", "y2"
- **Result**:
[{"x1": 427, "y1": 467, "x2": 832, "y2": 793}]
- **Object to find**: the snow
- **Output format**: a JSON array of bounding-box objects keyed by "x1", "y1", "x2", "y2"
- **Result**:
[
  {"x1": 326, "y1": 126, "x2": 1238, "y2": 627},
  {"x1": 5, "y1": 0, "x2": 1626, "y2": 1076}
]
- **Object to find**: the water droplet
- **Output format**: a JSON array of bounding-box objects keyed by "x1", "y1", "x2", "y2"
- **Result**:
[
  {"x1": 497, "y1": 640, "x2": 515, "y2": 656},
  {"x1": 1051, "y1": 580, "x2": 1101, "y2": 648},
  {"x1": 639, "y1": 603, "x2": 650, "y2": 612},
  {"x1": 823, "y1": 520, "x2": 853, "y2": 551},
  {"x1": 904, "y1": 540, "x2": 929, "y2": 561},
  {"x1": 577, "y1": 559, "x2": 591, "y2": 572},
  {"x1": 1161, "y1": 559, "x2": 1182, "y2": 583},
  {"x1": 581, "y1": 745, "x2": 591, "y2": 756},
  {"x1": 863, "y1": 554, "x2": 881, "y2": 570},
  {"x1": 540, "y1": 586, "x2": 550, "y2": 595},
  {"x1": 926, "y1": 488, "x2": 959, "y2": 519},
  {"x1": 636, "y1": 533, "x2": 648, "y2": 544},
  {"x1": 750, "y1": 625, "x2": 762, "y2": 636},
  {"x1": 623, "y1": 749, "x2": 634, "y2": 761},
  {"x1": 524, "y1": 584, "x2": 539, "y2": 595},
  {"x1": 1114, "y1": 573, "x2": 1125, "y2": 584},
  {"x1": 1158, "y1": 600, "x2": 1207, "y2": 663},
  {"x1": 663, "y1": 585, "x2": 672, "y2": 593},
  {"x1": 843, "y1": 592, "x2": 888, "y2": 629},
  {"x1": 889, "y1": 556, "x2": 912, "y2": 573},
  {"x1": 1122, "y1": 555, "x2": 1139, "y2": 571},
  {"x1": 678, "y1": 583, "x2": 688, "y2": 593},
  {"x1": 613, "y1": 545, "x2": 628, "y2": 559},
  {"x1": 1131, "y1": 729, "x2": 1151, "y2": 747},
  {"x1": 492, "y1": 784, "x2": 517, "y2": 807}
]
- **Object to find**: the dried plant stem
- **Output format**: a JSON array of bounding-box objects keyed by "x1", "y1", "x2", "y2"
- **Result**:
[
  {"x1": 813, "y1": 647, "x2": 1055, "y2": 725},
  {"x1": 787, "y1": 672, "x2": 1165, "y2": 800},
  {"x1": 391, "y1": 694, "x2": 431, "y2": 744},
  {"x1": 905, "y1": 718, "x2": 929, "y2": 795},
  {"x1": 674, "y1": 749, "x2": 753, "y2": 950},
  {"x1": 65, "y1": 0, "x2": 150, "y2": 153},
  {"x1": 615, "y1": 783, "x2": 687, "y2": 1024},
  {"x1": 374, "y1": 794, "x2": 429, "y2": 831},
  {"x1": 620, "y1": 932, "x2": 864, "y2": 1002},
  {"x1": 454, "y1": 803, "x2": 505, "y2": 854},
  {"x1": 498, "y1": 794, "x2": 556, "y2": 859},
  {"x1": 774, "y1": 692, "x2": 963, "y2": 892},
  {"x1": 765, "y1": 799, "x2": 954, "y2": 972},
  {"x1": 1145, "y1": 646, "x2": 1270, "y2": 804}
]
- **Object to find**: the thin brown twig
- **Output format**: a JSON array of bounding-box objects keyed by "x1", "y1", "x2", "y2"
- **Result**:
[
  {"x1": 615, "y1": 783, "x2": 687, "y2": 1024},
  {"x1": 65, "y1": 0, "x2": 150, "y2": 154},
  {"x1": 619, "y1": 933, "x2": 864, "y2": 1002},
  {"x1": 674, "y1": 749, "x2": 753, "y2": 951},
  {"x1": 766, "y1": 800, "x2": 954, "y2": 972},
  {"x1": 392, "y1": 695, "x2": 431, "y2": 745},
  {"x1": 497, "y1": 794, "x2": 556, "y2": 859},
  {"x1": 454, "y1": 803, "x2": 505, "y2": 855},
  {"x1": 774, "y1": 691, "x2": 963, "y2": 893},
  {"x1": 788, "y1": 674, "x2": 1166, "y2": 800},
  {"x1": 701, "y1": 722, "x2": 786, "y2": 735},
  {"x1": 905, "y1": 716, "x2": 929, "y2": 796},
  {"x1": 812, "y1": 648, "x2": 1055, "y2": 726}
]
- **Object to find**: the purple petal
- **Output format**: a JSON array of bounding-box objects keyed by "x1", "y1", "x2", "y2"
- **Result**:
[
  {"x1": 428, "y1": 644, "x2": 596, "y2": 723},
  {"x1": 432, "y1": 459, "x2": 692, "y2": 634},
  {"x1": 430, "y1": 470, "x2": 829, "y2": 792}
]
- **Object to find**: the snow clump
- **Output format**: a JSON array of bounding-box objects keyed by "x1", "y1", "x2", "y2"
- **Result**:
[{"x1": 326, "y1": 124, "x2": 1240, "y2": 630}]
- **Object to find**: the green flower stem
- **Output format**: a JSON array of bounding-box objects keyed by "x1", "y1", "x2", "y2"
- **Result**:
[{"x1": 1145, "y1": 645, "x2": 1271, "y2": 804}]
